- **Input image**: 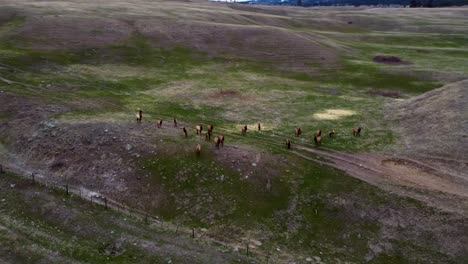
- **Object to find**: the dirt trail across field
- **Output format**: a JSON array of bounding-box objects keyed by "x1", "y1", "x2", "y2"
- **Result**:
[{"x1": 292, "y1": 145, "x2": 468, "y2": 215}]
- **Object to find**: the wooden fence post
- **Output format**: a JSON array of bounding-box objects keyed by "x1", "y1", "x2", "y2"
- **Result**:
[
  {"x1": 104, "y1": 197, "x2": 108, "y2": 209},
  {"x1": 65, "y1": 184, "x2": 69, "y2": 196},
  {"x1": 192, "y1": 228, "x2": 195, "y2": 239}
]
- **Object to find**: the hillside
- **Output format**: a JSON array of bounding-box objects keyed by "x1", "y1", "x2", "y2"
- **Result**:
[{"x1": 0, "y1": 0, "x2": 467, "y2": 263}]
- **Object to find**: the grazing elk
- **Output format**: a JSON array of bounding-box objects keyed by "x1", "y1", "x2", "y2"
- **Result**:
[
  {"x1": 196, "y1": 125, "x2": 203, "y2": 135},
  {"x1": 241, "y1": 125, "x2": 247, "y2": 136},
  {"x1": 315, "y1": 129, "x2": 322, "y2": 137},
  {"x1": 135, "y1": 110, "x2": 143, "y2": 124},
  {"x1": 286, "y1": 139, "x2": 291, "y2": 149},
  {"x1": 353, "y1": 127, "x2": 362, "y2": 137},
  {"x1": 328, "y1": 129, "x2": 336, "y2": 137},
  {"x1": 214, "y1": 137, "x2": 221, "y2": 148},
  {"x1": 183, "y1": 127, "x2": 188, "y2": 138},
  {"x1": 218, "y1": 135, "x2": 225, "y2": 147},
  {"x1": 173, "y1": 118, "x2": 177, "y2": 127},
  {"x1": 156, "y1": 120, "x2": 163, "y2": 128},
  {"x1": 295, "y1": 127, "x2": 302, "y2": 137},
  {"x1": 258, "y1": 123, "x2": 261, "y2": 131},
  {"x1": 196, "y1": 144, "x2": 201, "y2": 156},
  {"x1": 314, "y1": 135, "x2": 322, "y2": 145}
]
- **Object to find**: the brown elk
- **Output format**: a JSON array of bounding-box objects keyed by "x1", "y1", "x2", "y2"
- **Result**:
[
  {"x1": 207, "y1": 125, "x2": 214, "y2": 134},
  {"x1": 295, "y1": 127, "x2": 302, "y2": 137},
  {"x1": 353, "y1": 127, "x2": 362, "y2": 137},
  {"x1": 286, "y1": 139, "x2": 291, "y2": 149},
  {"x1": 258, "y1": 123, "x2": 261, "y2": 131},
  {"x1": 328, "y1": 129, "x2": 336, "y2": 137},
  {"x1": 205, "y1": 132, "x2": 211, "y2": 141},
  {"x1": 173, "y1": 118, "x2": 177, "y2": 127},
  {"x1": 214, "y1": 137, "x2": 221, "y2": 148},
  {"x1": 241, "y1": 125, "x2": 247, "y2": 136},
  {"x1": 156, "y1": 120, "x2": 163, "y2": 128},
  {"x1": 218, "y1": 135, "x2": 225, "y2": 147},
  {"x1": 196, "y1": 125, "x2": 203, "y2": 135},
  {"x1": 195, "y1": 144, "x2": 201, "y2": 156},
  {"x1": 315, "y1": 129, "x2": 322, "y2": 137},
  {"x1": 183, "y1": 127, "x2": 188, "y2": 138},
  {"x1": 314, "y1": 135, "x2": 321, "y2": 145},
  {"x1": 135, "y1": 110, "x2": 142, "y2": 124}
]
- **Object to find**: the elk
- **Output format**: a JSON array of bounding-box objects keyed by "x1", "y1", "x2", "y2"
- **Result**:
[
  {"x1": 135, "y1": 110, "x2": 143, "y2": 124},
  {"x1": 353, "y1": 127, "x2": 362, "y2": 137},
  {"x1": 205, "y1": 132, "x2": 211, "y2": 141},
  {"x1": 315, "y1": 129, "x2": 322, "y2": 137},
  {"x1": 183, "y1": 127, "x2": 188, "y2": 138},
  {"x1": 314, "y1": 135, "x2": 321, "y2": 145},
  {"x1": 295, "y1": 127, "x2": 302, "y2": 137},
  {"x1": 173, "y1": 118, "x2": 177, "y2": 127},
  {"x1": 214, "y1": 137, "x2": 221, "y2": 148},
  {"x1": 156, "y1": 120, "x2": 163, "y2": 128},
  {"x1": 258, "y1": 123, "x2": 261, "y2": 131},
  {"x1": 286, "y1": 139, "x2": 291, "y2": 149},
  {"x1": 196, "y1": 144, "x2": 201, "y2": 156},
  {"x1": 207, "y1": 125, "x2": 214, "y2": 134},
  {"x1": 241, "y1": 125, "x2": 247, "y2": 136},
  {"x1": 196, "y1": 125, "x2": 203, "y2": 135},
  {"x1": 328, "y1": 129, "x2": 335, "y2": 137},
  {"x1": 218, "y1": 135, "x2": 225, "y2": 147}
]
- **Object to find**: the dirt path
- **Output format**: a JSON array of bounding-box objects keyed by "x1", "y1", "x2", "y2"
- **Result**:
[{"x1": 293, "y1": 145, "x2": 468, "y2": 216}]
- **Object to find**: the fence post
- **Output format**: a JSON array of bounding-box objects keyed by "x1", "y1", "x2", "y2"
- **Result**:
[
  {"x1": 104, "y1": 197, "x2": 108, "y2": 209},
  {"x1": 192, "y1": 228, "x2": 195, "y2": 239},
  {"x1": 65, "y1": 184, "x2": 69, "y2": 196}
]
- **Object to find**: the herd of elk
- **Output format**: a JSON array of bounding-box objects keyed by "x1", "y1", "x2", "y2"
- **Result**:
[{"x1": 135, "y1": 110, "x2": 363, "y2": 155}]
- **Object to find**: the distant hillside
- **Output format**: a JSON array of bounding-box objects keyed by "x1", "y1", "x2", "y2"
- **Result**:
[{"x1": 239, "y1": 0, "x2": 468, "y2": 7}]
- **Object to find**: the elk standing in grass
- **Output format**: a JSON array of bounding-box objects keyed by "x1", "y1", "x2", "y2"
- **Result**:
[
  {"x1": 218, "y1": 135, "x2": 225, "y2": 147},
  {"x1": 242, "y1": 125, "x2": 248, "y2": 136},
  {"x1": 183, "y1": 127, "x2": 188, "y2": 138},
  {"x1": 314, "y1": 135, "x2": 321, "y2": 145},
  {"x1": 286, "y1": 139, "x2": 291, "y2": 149},
  {"x1": 173, "y1": 118, "x2": 177, "y2": 127},
  {"x1": 207, "y1": 125, "x2": 214, "y2": 134},
  {"x1": 156, "y1": 120, "x2": 163, "y2": 128},
  {"x1": 214, "y1": 137, "x2": 221, "y2": 148},
  {"x1": 295, "y1": 127, "x2": 302, "y2": 137},
  {"x1": 196, "y1": 144, "x2": 201, "y2": 156},
  {"x1": 205, "y1": 132, "x2": 211, "y2": 141},
  {"x1": 315, "y1": 129, "x2": 322, "y2": 137},
  {"x1": 353, "y1": 127, "x2": 362, "y2": 137},
  {"x1": 136, "y1": 110, "x2": 143, "y2": 124},
  {"x1": 329, "y1": 129, "x2": 335, "y2": 137},
  {"x1": 196, "y1": 125, "x2": 203, "y2": 135}
]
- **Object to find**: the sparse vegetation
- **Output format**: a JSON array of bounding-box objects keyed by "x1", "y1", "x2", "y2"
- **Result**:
[{"x1": 0, "y1": 0, "x2": 467, "y2": 263}]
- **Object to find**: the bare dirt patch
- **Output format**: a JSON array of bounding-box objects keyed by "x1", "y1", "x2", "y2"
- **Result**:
[
  {"x1": 367, "y1": 89, "x2": 402, "y2": 98},
  {"x1": 373, "y1": 55, "x2": 412, "y2": 65},
  {"x1": 312, "y1": 109, "x2": 356, "y2": 120}
]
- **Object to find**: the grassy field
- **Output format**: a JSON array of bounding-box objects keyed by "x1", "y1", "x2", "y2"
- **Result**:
[{"x1": 0, "y1": 1, "x2": 467, "y2": 263}]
